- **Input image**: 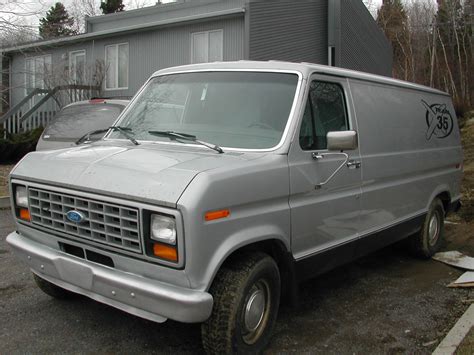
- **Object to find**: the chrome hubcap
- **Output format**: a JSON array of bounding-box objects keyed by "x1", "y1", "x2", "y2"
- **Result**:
[
  {"x1": 428, "y1": 213, "x2": 440, "y2": 246},
  {"x1": 242, "y1": 280, "x2": 271, "y2": 345},
  {"x1": 244, "y1": 289, "x2": 265, "y2": 332}
]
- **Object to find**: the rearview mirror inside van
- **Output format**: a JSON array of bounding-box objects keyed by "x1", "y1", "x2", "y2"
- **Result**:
[{"x1": 327, "y1": 131, "x2": 358, "y2": 151}]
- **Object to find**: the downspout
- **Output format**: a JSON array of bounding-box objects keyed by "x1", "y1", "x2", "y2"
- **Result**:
[
  {"x1": 327, "y1": 0, "x2": 341, "y2": 67},
  {"x1": 244, "y1": 1, "x2": 250, "y2": 60},
  {"x1": 91, "y1": 39, "x2": 95, "y2": 97}
]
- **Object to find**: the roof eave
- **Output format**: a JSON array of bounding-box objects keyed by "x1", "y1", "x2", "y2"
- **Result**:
[
  {"x1": 0, "y1": 7, "x2": 245, "y2": 54},
  {"x1": 86, "y1": 0, "x2": 206, "y2": 24}
]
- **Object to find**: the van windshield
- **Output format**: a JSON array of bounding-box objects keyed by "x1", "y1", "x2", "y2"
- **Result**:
[{"x1": 110, "y1": 72, "x2": 299, "y2": 149}]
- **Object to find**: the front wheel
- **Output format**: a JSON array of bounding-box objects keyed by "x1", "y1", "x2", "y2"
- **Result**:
[
  {"x1": 201, "y1": 252, "x2": 281, "y2": 354},
  {"x1": 409, "y1": 198, "x2": 445, "y2": 258}
]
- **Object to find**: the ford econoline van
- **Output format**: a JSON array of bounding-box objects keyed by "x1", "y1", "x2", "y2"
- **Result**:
[{"x1": 7, "y1": 61, "x2": 462, "y2": 353}]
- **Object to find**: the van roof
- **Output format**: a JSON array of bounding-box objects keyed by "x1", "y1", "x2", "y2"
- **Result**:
[{"x1": 153, "y1": 61, "x2": 448, "y2": 97}]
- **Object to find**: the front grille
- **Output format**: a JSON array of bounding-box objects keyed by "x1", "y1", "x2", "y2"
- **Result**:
[{"x1": 28, "y1": 187, "x2": 141, "y2": 253}]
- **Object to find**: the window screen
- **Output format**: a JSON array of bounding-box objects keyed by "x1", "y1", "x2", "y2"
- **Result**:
[
  {"x1": 208, "y1": 30, "x2": 223, "y2": 62},
  {"x1": 105, "y1": 43, "x2": 129, "y2": 89},
  {"x1": 70, "y1": 51, "x2": 86, "y2": 84},
  {"x1": 192, "y1": 32, "x2": 207, "y2": 63},
  {"x1": 299, "y1": 81, "x2": 348, "y2": 150},
  {"x1": 25, "y1": 55, "x2": 52, "y2": 92},
  {"x1": 191, "y1": 30, "x2": 223, "y2": 63}
]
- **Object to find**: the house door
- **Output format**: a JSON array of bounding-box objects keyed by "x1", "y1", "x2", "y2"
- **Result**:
[{"x1": 288, "y1": 76, "x2": 362, "y2": 271}]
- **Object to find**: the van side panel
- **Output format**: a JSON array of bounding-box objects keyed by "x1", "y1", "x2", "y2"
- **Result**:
[{"x1": 348, "y1": 79, "x2": 462, "y2": 239}]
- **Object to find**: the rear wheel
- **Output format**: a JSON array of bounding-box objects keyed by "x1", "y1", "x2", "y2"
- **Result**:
[
  {"x1": 33, "y1": 273, "x2": 75, "y2": 299},
  {"x1": 409, "y1": 198, "x2": 445, "y2": 258},
  {"x1": 201, "y1": 252, "x2": 280, "y2": 354}
]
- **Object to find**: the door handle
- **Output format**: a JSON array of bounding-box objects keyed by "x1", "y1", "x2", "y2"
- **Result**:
[{"x1": 346, "y1": 160, "x2": 361, "y2": 169}]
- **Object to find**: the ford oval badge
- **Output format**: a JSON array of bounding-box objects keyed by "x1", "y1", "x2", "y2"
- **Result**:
[{"x1": 66, "y1": 210, "x2": 86, "y2": 223}]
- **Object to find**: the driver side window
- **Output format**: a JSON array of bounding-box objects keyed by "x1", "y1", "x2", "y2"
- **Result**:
[{"x1": 299, "y1": 81, "x2": 349, "y2": 150}]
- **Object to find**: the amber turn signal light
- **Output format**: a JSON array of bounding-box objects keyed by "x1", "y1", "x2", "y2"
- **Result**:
[
  {"x1": 19, "y1": 208, "x2": 31, "y2": 221},
  {"x1": 205, "y1": 209, "x2": 230, "y2": 221},
  {"x1": 153, "y1": 243, "x2": 178, "y2": 262}
]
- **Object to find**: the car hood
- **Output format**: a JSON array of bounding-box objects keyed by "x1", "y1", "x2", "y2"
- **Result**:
[{"x1": 11, "y1": 143, "x2": 259, "y2": 207}]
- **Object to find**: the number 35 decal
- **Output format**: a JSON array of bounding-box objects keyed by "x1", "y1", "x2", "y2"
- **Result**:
[{"x1": 422, "y1": 100, "x2": 454, "y2": 140}]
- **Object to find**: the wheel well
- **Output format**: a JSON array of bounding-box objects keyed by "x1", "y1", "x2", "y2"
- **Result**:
[
  {"x1": 222, "y1": 240, "x2": 297, "y2": 305},
  {"x1": 436, "y1": 191, "x2": 451, "y2": 215}
]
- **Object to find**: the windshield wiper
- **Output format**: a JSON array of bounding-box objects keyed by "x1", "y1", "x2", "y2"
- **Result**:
[
  {"x1": 148, "y1": 130, "x2": 224, "y2": 154},
  {"x1": 76, "y1": 126, "x2": 139, "y2": 146}
]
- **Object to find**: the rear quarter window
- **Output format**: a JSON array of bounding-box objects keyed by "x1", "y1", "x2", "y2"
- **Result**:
[{"x1": 43, "y1": 104, "x2": 124, "y2": 140}]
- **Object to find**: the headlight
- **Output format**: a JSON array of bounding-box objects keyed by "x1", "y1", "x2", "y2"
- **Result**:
[
  {"x1": 150, "y1": 214, "x2": 176, "y2": 245},
  {"x1": 15, "y1": 186, "x2": 28, "y2": 208}
]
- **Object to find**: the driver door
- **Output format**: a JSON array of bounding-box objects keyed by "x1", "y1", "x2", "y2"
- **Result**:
[{"x1": 288, "y1": 75, "x2": 362, "y2": 275}]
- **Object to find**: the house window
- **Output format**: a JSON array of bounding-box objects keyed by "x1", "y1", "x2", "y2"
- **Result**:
[
  {"x1": 105, "y1": 43, "x2": 129, "y2": 90},
  {"x1": 25, "y1": 54, "x2": 52, "y2": 93},
  {"x1": 69, "y1": 50, "x2": 86, "y2": 84},
  {"x1": 191, "y1": 30, "x2": 223, "y2": 63}
]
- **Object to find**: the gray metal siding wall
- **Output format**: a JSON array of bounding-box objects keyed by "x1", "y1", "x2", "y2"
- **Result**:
[
  {"x1": 338, "y1": 0, "x2": 392, "y2": 76},
  {"x1": 94, "y1": 16, "x2": 244, "y2": 98},
  {"x1": 248, "y1": 0, "x2": 328, "y2": 64},
  {"x1": 9, "y1": 16, "x2": 244, "y2": 106},
  {"x1": 10, "y1": 53, "x2": 26, "y2": 108}
]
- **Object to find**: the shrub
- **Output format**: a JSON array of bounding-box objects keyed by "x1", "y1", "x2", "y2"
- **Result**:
[{"x1": 0, "y1": 127, "x2": 44, "y2": 163}]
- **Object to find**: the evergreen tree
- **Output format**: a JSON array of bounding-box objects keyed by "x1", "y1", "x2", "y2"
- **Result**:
[
  {"x1": 100, "y1": 0, "x2": 125, "y2": 14},
  {"x1": 39, "y1": 2, "x2": 76, "y2": 39}
]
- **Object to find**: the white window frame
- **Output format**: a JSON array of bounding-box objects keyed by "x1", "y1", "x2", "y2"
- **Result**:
[
  {"x1": 191, "y1": 29, "x2": 224, "y2": 64},
  {"x1": 105, "y1": 42, "x2": 129, "y2": 91},
  {"x1": 24, "y1": 54, "x2": 52, "y2": 95},
  {"x1": 69, "y1": 50, "x2": 86, "y2": 84}
]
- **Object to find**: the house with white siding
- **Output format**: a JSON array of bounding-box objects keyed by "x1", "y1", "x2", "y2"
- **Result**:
[{"x1": 0, "y1": 0, "x2": 392, "y2": 133}]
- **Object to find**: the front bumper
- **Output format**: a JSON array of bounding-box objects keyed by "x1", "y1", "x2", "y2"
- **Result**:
[{"x1": 7, "y1": 231, "x2": 213, "y2": 323}]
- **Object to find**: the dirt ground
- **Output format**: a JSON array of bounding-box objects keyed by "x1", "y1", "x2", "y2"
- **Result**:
[
  {"x1": 457, "y1": 121, "x2": 474, "y2": 222},
  {"x1": 0, "y1": 164, "x2": 14, "y2": 197},
  {"x1": 457, "y1": 326, "x2": 474, "y2": 355}
]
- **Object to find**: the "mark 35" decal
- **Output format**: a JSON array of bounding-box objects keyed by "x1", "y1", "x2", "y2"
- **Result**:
[{"x1": 422, "y1": 100, "x2": 454, "y2": 140}]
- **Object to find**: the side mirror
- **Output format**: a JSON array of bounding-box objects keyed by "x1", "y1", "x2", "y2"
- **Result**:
[{"x1": 327, "y1": 130, "x2": 358, "y2": 151}]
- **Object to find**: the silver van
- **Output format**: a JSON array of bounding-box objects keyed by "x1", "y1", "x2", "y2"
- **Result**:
[{"x1": 7, "y1": 62, "x2": 462, "y2": 353}]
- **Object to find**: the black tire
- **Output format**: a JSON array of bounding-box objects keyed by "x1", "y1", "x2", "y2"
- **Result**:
[
  {"x1": 409, "y1": 198, "x2": 445, "y2": 258},
  {"x1": 201, "y1": 252, "x2": 281, "y2": 354},
  {"x1": 33, "y1": 273, "x2": 75, "y2": 299}
]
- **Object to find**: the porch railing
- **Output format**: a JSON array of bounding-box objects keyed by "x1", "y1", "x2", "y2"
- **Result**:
[{"x1": 1, "y1": 85, "x2": 101, "y2": 135}]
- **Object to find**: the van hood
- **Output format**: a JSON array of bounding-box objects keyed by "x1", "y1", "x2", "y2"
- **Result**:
[{"x1": 11, "y1": 143, "x2": 257, "y2": 207}]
